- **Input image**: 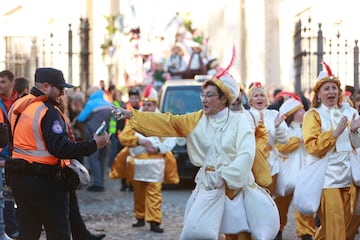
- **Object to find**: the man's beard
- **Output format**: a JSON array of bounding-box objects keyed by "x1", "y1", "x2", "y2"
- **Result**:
[{"x1": 48, "y1": 97, "x2": 58, "y2": 106}]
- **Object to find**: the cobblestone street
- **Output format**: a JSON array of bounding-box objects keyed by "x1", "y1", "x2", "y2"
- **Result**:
[
  {"x1": 38, "y1": 177, "x2": 360, "y2": 240},
  {"x1": 67, "y1": 178, "x2": 297, "y2": 240},
  {"x1": 74, "y1": 179, "x2": 189, "y2": 240}
]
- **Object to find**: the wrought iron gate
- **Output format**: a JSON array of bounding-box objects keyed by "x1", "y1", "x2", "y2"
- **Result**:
[
  {"x1": 294, "y1": 17, "x2": 359, "y2": 94},
  {"x1": 2, "y1": 18, "x2": 90, "y2": 91}
]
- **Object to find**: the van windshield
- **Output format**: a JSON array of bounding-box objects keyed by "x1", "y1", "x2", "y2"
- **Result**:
[{"x1": 162, "y1": 86, "x2": 203, "y2": 114}]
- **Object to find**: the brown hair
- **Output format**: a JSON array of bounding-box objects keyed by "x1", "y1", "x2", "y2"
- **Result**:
[{"x1": 0, "y1": 70, "x2": 14, "y2": 81}]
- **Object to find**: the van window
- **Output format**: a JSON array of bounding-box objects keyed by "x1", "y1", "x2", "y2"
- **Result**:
[{"x1": 162, "y1": 86, "x2": 202, "y2": 114}]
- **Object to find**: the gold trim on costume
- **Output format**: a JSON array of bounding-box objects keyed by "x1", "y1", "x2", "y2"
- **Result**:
[{"x1": 211, "y1": 78, "x2": 234, "y2": 103}]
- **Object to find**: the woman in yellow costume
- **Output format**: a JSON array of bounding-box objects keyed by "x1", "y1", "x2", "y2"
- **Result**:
[{"x1": 301, "y1": 62, "x2": 360, "y2": 239}]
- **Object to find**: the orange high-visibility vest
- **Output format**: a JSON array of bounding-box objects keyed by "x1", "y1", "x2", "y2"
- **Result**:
[{"x1": 9, "y1": 94, "x2": 64, "y2": 165}]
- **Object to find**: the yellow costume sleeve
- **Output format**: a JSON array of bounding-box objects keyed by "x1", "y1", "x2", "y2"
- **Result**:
[
  {"x1": 129, "y1": 110, "x2": 203, "y2": 137},
  {"x1": 255, "y1": 120, "x2": 268, "y2": 152},
  {"x1": 252, "y1": 120, "x2": 272, "y2": 188},
  {"x1": 108, "y1": 147, "x2": 130, "y2": 179},
  {"x1": 119, "y1": 124, "x2": 138, "y2": 147},
  {"x1": 302, "y1": 109, "x2": 337, "y2": 158},
  {"x1": 276, "y1": 137, "x2": 301, "y2": 155},
  {"x1": 164, "y1": 151, "x2": 180, "y2": 184}
]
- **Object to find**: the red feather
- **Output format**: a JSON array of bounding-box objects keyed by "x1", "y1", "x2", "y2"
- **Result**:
[
  {"x1": 253, "y1": 82, "x2": 262, "y2": 88},
  {"x1": 143, "y1": 84, "x2": 153, "y2": 98},
  {"x1": 322, "y1": 61, "x2": 333, "y2": 77},
  {"x1": 275, "y1": 91, "x2": 301, "y2": 102},
  {"x1": 215, "y1": 44, "x2": 236, "y2": 79}
]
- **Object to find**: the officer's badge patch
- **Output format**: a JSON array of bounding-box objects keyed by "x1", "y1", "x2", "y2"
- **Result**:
[{"x1": 52, "y1": 120, "x2": 63, "y2": 134}]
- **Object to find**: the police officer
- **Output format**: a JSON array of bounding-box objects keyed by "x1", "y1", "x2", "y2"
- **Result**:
[{"x1": 7, "y1": 68, "x2": 110, "y2": 240}]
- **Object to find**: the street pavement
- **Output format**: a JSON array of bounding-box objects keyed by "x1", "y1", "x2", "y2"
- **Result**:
[
  {"x1": 75, "y1": 179, "x2": 191, "y2": 240},
  {"x1": 38, "y1": 177, "x2": 360, "y2": 240}
]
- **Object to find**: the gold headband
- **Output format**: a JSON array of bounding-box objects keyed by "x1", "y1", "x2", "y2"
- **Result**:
[
  {"x1": 285, "y1": 104, "x2": 303, "y2": 118},
  {"x1": 211, "y1": 77, "x2": 234, "y2": 103},
  {"x1": 142, "y1": 97, "x2": 158, "y2": 103},
  {"x1": 313, "y1": 76, "x2": 341, "y2": 93}
]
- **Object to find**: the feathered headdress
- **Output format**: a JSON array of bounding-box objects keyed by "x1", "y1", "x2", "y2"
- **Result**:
[
  {"x1": 142, "y1": 84, "x2": 158, "y2": 103},
  {"x1": 252, "y1": 82, "x2": 262, "y2": 88},
  {"x1": 214, "y1": 45, "x2": 236, "y2": 80},
  {"x1": 210, "y1": 45, "x2": 239, "y2": 104},
  {"x1": 313, "y1": 61, "x2": 340, "y2": 92},
  {"x1": 322, "y1": 61, "x2": 334, "y2": 78}
]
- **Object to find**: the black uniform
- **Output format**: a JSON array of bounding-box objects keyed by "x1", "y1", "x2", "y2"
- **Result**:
[{"x1": 8, "y1": 87, "x2": 97, "y2": 240}]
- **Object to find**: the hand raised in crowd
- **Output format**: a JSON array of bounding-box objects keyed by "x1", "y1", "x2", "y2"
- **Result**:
[
  {"x1": 350, "y1": 113, "x2": 360, "y2": 133},
  {"x1": 274, "y1": 112, "x2": 286, "y2": 128},
  {"x1": 94, "y1": 132, "x2": 111, "y2": 149},
  {"x1": 333, "y1": 116, "x2": 348, "y2": 138}
]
